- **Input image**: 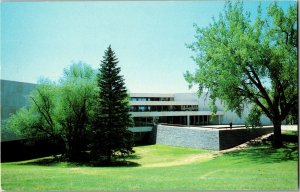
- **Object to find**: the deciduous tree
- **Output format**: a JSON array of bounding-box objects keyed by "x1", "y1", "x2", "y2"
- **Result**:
[
  {"x1": 8, "y1": 63, "x2": 98, "y2": 161},
  {"x1": 185, "y1": 1, "x2": 297, "y2": 148},
  {"x1": 57, "y1": 63, "x2": 98, "y2": 161}
]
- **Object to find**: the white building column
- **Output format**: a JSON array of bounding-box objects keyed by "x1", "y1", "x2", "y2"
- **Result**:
[{"x1": 187, "y1": 115, "x2": 190, "y2": 127}]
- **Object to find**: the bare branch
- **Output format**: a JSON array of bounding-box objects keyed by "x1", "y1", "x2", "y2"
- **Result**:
[{"x1": 30, "y1": 96, "x2": 55, "y2": 134}]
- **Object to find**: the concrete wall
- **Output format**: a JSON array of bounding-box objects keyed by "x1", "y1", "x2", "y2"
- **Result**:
[
  {"x1": 1, "y1": 79, "x2": 37, "y2": 141},
  {"x1": 197, "y1": 92, "x2": 223, "y2": 111},
  {"x1": 1, "y1": 80, "x2": 36, "y2": 119},
  {"x1": 173, "y1": 93, "x2": 198, "y2": 102},
  {"x1": 156, "y1": 124, "x2": 274, "y2": 150},
  {"x1": 196, "y1": 92, "x2": 272, "y2": 125},
  {"x1": 221, "y1": 108, "x2": 272, "y2": 126},
  {"x1": 219, "y1": 127, "x2": 273, "y2": 150}
]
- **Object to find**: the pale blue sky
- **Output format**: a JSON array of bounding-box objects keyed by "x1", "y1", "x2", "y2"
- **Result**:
[{"x1": 1, "y1": 1, "x2": 295, "y2": 93}]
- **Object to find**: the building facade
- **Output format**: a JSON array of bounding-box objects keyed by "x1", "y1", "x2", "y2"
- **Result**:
[
  {"x1": 128, "y1": 92, "x2": 272, "y2": 131},
  {"x1": 1, "y1": 80, "x2": 273, "y2": 142},
  {"x1": 129, "y1": 93, "x2": 223, "y2": 127},
  {"x1": 1, "y1": 80, "x2": 37, "y2": 141}
]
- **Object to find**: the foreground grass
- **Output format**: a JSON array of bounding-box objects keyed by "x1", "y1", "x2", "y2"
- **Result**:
[{"x1": 1, "y1": 144, "x2": 298, "y2": 190}]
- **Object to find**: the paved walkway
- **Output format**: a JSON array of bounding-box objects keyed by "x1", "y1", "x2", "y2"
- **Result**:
[
  {"x1": 198, "y1": 124, "x2": 298, "y2": 131},
  {"x1": 281, "y1": 125, "x2": 298, "y2": 131}
]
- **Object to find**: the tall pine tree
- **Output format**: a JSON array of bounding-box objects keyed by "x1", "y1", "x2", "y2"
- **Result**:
[{"x1": 91, "y1": 45, "x2": 134, "y2": 163}]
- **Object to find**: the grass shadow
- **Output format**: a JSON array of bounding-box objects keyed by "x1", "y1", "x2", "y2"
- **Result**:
[
  {"x1": 18, "y1": 155, "x2": 141, "y2": 168},
  {"x1": 18, "y1": 156, "x2": 62, "y2": 166},
  {"x1": 88, "y1": 160, "x2": 141, "y2": 167},
  {"x1": 223, "y1": 142, "x2": 298, "y2": 164},
  {"x1": 126, "y1": 154, "x2": 142, "y2": 160}
]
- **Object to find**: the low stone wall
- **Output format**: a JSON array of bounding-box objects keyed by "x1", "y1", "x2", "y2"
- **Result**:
[
  {"x1": 156, "y1": 125, "x2": 273, "y2": 150},
  {"x1": 219, "y1": 127, "x2": 273, "y2": 150},
  {"x1": 156, "y1": 125, "x2": 220, "y2": 150},
  {"x1": 148, "y1": 125, "x2": 158, "y2": 144}
]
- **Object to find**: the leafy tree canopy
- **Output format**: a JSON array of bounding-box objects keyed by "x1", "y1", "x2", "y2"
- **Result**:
[
  {"x1": 8, "y1": 63, "x2": 98, "y2": 161},
  {"x1": 185, "y1": 1, "x2": 297, "y2": 147}
]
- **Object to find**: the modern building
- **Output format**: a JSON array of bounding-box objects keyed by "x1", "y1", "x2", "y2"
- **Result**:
[
  {"x1": 1, "y1": 79, "x2": 37, "y2": 141},
  {"x1": 1, "y1": 79, "x2": 277, "y2": 154},
  {"x1": 128, "y1": 93, "x2": 273, "y2": 147},
  {"x1": 1, "y1": 80, "x2": 273, "y2": 143},
  {"x1": 128, "y1": 93, "x2": 222, "y2": 131},
  {"x1": 128, "y1": 93, "x2": 272, "y2": 130}
]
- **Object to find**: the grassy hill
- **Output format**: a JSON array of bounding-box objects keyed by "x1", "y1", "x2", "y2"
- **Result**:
[{"x1": 1, "y1": 143, "x2": 298, "y2": 190}]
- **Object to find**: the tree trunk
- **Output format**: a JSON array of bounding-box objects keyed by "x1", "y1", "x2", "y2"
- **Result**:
[
  {"x1": 106, "y1": 150, "x2": 112, "y2": 163},
  {"x1": 272, "y1": 118, "x2": 283, "y2": 148}
]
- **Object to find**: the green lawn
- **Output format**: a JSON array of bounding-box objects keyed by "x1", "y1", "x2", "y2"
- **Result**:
[{"x1": 1, "y1": 144, "x2": 298, "y2": 190}]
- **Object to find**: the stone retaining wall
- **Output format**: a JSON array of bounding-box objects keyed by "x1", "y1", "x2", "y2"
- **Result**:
[
  {"x1": 218, "y1": 127, "x2": 273, "y2": 150},
  {"x1": 156, "y1": 124, "x2": 273, "y2": 150},
  {"x1": 156, "y1": 125, "x2": 219, "y2": 150}
]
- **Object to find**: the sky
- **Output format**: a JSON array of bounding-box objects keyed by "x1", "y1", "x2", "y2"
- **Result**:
[{"x1": 1, "y1": 1, "x2": 295, "y2": 93}]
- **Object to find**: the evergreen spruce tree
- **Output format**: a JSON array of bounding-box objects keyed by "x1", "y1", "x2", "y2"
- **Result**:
[{"x1": 91, "y1": 45, "x2": 134, "y2": 163}]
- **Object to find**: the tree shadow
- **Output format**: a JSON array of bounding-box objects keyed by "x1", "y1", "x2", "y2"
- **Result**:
[
  {"x1": 88, "y1": 154, "x2": 142, "y2": 167},
  {"x1": 18, "y1": 156, "x2": 63, "y2": 166},
  {"x1": 223, "y1": 142, "x2": 298, "y2": 164},
  {"x1": 88, "y1": 160, "x2": 141, "y2": 167},
  {"x1": 18, "y1": 155, "x2": 141, "y2": 168},
  {"x1": 126, "y1": 154, "x2": 142, "y2": 160}
]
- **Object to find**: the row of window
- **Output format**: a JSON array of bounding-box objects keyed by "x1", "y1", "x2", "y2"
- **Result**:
[
  {"x1": 130, "y1": 97, "x2": 175, "y2": 101},
  {"x1": 133, "y1": 115, "x2": 210, "y2": 127},
  {"x1": 130, "y1": 105, "x2": 198, "y2": 112}
]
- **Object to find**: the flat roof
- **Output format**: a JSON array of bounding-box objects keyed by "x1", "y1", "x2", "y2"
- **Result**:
[{"x1": 130, "y1": 93, "x2": 175, "y2": 98}]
